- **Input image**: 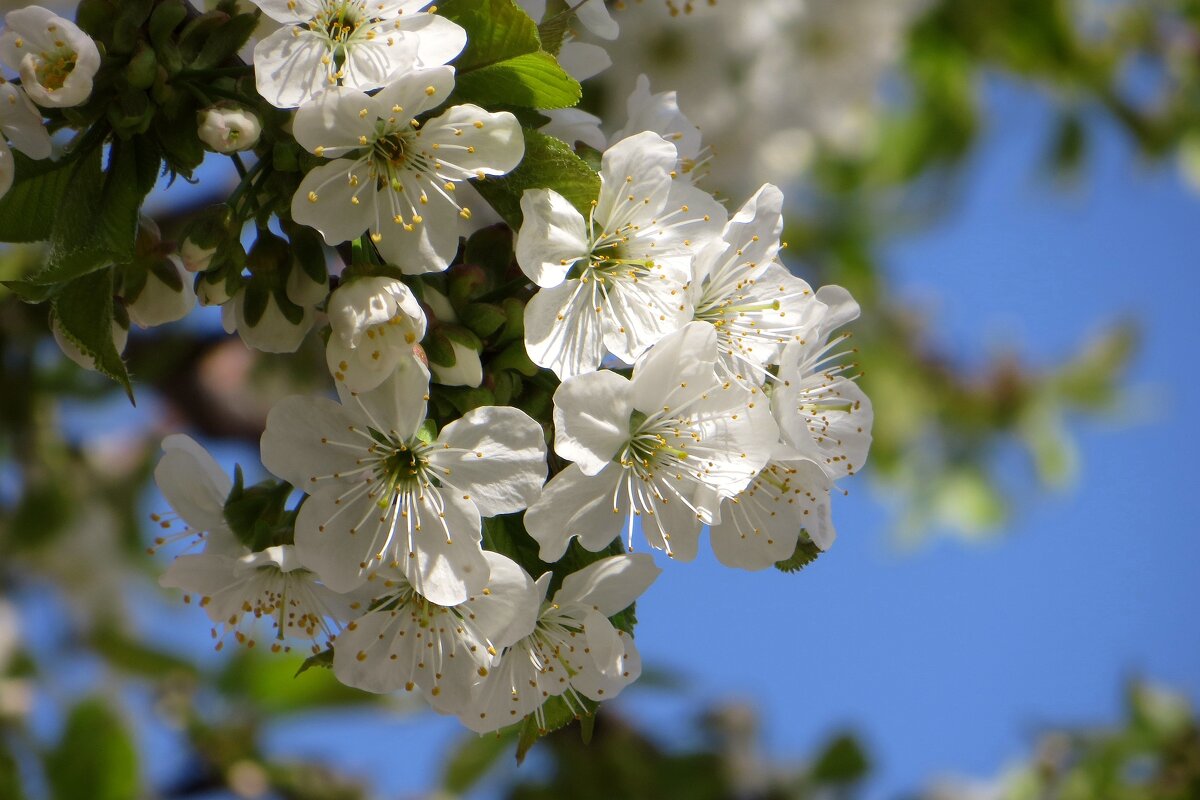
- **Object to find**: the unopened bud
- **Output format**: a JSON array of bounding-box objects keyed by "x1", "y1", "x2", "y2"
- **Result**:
[{"x1": 198, "y1": 106, "x2": 261, "y2": 153}]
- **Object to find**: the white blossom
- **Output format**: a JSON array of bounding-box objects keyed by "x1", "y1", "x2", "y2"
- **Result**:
[
  {"x1": 260, "y1": 372, "x2": 547, "y2": 605},
  {"x1": 516, "y1": 132, "x2": 725, "y2": 379},
  {"x1": 197, "y1": 106, "x2": 262, "y2": 153},
  {"x1": 516, "y1": 0, "x2": 615, "y2": 81},
  {"x1": 688, "y1": 183, "x2": 821, "y2": 386},
  {"x1": 771, "y1": 286, "x2": 873, "y2": 482},
  {"x1": 541, "y1": 108, "x2": 606, "y2": 152},
  {"x1": 291, "y1": 68, "x2": 525, "y2": 274},
  {"x1": 250, "y1": 0, "x2": 467, "y2": 108},
  {"x1": 149, "y1": 434, "x2": 242, "y2": 557},
  {"x1": 0, "y1": 6, "x2": 100, "y2": 108},
  {"x1": 332, "y1": 551, "x2": 536, "y2": 710},
  {"x1": 525, "y1": 322, "x2": 778, "y2": 562},
  {"x1": 460, "y1": 554, "x2": 658, "y2": 733},
  {"x1": 612, "y1": 74, "x2": 704, "y2": 182},
  {"x1": 0, "y1": 77, "x2": 50, "y2": 159},
  {"x1": 702, "y1": 454, "x2": 836, "y2": 570},
  {"x1": 326, "y1": 276, "x2": 427, "y2": 393},
  {"x1": 161, "y1": 544, "x2": 353, "y2": 653}
]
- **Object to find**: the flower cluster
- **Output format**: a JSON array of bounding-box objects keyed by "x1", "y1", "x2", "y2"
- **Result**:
[{"x1": 0, "y1": 0, "x2": 874, "y2": 739}]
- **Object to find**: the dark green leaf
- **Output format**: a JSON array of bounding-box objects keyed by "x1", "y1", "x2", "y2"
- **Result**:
[
  {"x1": 0, "y1": 150, "x2": 78, "y2": 243},
  {"x1": 46, "y1": 699, "x2": 139, "y2": 800},
  {"x1": 52, "y1": 269, "x2": 133, "y2": 399},
  {"x1": 810, "y1": 734, "x2": 871, "y2": 784}
]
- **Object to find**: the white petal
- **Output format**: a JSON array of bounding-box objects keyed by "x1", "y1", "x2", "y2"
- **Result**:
[
  {"x1": 405, "y1": 494, "x2": 489, "y2": 606},
  {"x1": 556, "y1": 41, "x2": 611, "y2": 82},
  {"x1": 641, "y1": 485, "x2": 704, "y2": 561},
  {"x1": 399, "y1": 12, "x2": 467, "y2": 68},
  {"x1": 420, "y1": 106, "x2": 525, "y2": 178},
  {"x1": 555, "y1": 554, "x2": 661, "y2": 617},
  {"x1": 292, "y1": 85, "x2": 378, "y2": 153},
  {"x1": 615, "y1": 74, "x2": 701, "y2": 164},
  {"x1": 459, "y1": 642, "x2": 545, "y2": 733},
  {"x1": 155, "y1": 434, "x2": 232, "y2": 533},
  {"x1": 260, "y1": 394, "x2": 364, "y2": 489},
  {"x1": 570, "y1": 630, "x2": 642, "y2": 702},
  {"x1": 629, "y1": 321, "x2": 721, "y2": 414},
  {"x1": 372, "y1": 196, "x2": 464, "y2": 274},
  {"x1": 583, "y1": 608, "x2": 624, "y2": 679},
  {"x1": 516, "y1": 189, "x2": 589, "y2": 288},
  {"x1": 523, "y1": 279, "x2": 606, "y2": 379},
  {"x1": 541, "y1": 109, "x2": 607, "y2": 152},
  {"x1": 336, "y1": 366, "x2": 431, "y2": 443},
  {"x1": 292, "y1": 159, "x2": 373, "y2": 245},
  {"x1": 372, "y1": 66, "x2": 455, "y2": 120},
  {"x1": 524, "y1": 464, "x2": 625, "y2": 561},
  {"x1": 428, "y1": 406, "x2": 547, "y2": 517},
  {"x1": 594, "y1": 132, "x2": 676, "y2": 231},
  {"x1": 341, "y1": 34, "x2": 419, "y2": 93},
  {"x1": 772, "y1": 368, "x2": 873, "y2": 481},
  {"x1": 551, "y1": 370, "x2": 633, "y2": 476},
  {"x1": 253, "y1": 27, "x2": 331, "y2": 108},
  {"x1": 331, "y1": 608, "x2": 408, "y2": 693},
  {"x1": 574, "y1": 0, "x2": 619, "y2": 39},
  {"x1": 461, "y1": 552, "x2": 538, "y2": 648},
  {"x1": 0, "y1": 83, "x2": 50, "y2": 159},
  {"x1": 250, "y1": 0, "x2": 317, "y2": 24},
  {"x1": 598, "y1": 269, "x2": 693, "y2": 366},
  {"x1": 813, "y1": 284, "x2": 861, "y2": 338}
]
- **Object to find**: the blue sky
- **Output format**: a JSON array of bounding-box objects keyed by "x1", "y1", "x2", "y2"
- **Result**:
[{"x1": 18, "y1": 73, "x2": 1199, "y2": 799}]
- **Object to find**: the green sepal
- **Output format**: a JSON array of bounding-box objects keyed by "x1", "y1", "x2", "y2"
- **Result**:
[
  {"x1": 774, "y1": 535, "x2": 822, "y2": 573},
  {"x1": 295, "y1": 648, "x2": 335, "y2": 676},
  {"x1": 222, "y1": 465, "x2": 296, "y2": 551}
]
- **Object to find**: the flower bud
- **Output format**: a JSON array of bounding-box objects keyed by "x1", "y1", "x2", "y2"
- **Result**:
[
  {"x1": 222, "y1": 287, "x2": 314, "y2": 353},
  {"x1": 0, "y1": 7, "x2": 101, "y2": 109},
  {"x1": 126, "y1": 254, "x2": 196, "y2": 328},
  {"x1": 179, "y1": 206, "x2": 235, "y2": 272},
  {"x1": 196, "y1": 271, "x2": 234, "y2": 306},
  {"x1": 427, "y1": 326, "x2": 484, "y2": 388},
  {"x1": 198, "y1": 106, "x2": 261, "y2": 153}
]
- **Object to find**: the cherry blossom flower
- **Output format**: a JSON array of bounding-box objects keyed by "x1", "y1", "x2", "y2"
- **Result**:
[
  {"x1": 687, "y1": 183, "x2": 821, "y2": 386},
  {"x1": 291, "y1": 68, "x2": 524, "y2": 274},
  {"x1": 250, "y1": 0, "x2": 466, "y2": 108},
  {"x1": 332, "y1": 551, "x2": 537, "y2": 710},
  {"x1": 525, "y1": 323, "x2": 778, "y2": 562},
  {"x1": 772, "y1": 287, "x2": 874, "y2": 482},
  {"x1": 0, "y1": 6, "x2": 100, "y2": 108},
  {"x1": 260, "y1": 372, "x2": 547, "y2": 605},
  {"x1": 461, "y1": 554, "x2": 658, "y2": 733},
  {"x1": 325, "y1": 276, "x2": 427, "y2": 392},
  {"x1": 516, "y1": 132, "x2": 725, "y2": 379}
]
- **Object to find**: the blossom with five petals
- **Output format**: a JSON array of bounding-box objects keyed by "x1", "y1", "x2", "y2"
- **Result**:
[
  {"x1": 516, "y1": 132, "x2": 725, "y2": 379},
  {"x1": 261, "y1": 372, "x2": 547, "y2": 605},
  {"x1": 291, "y1": 67, "x2": 525, "y2": 274}
]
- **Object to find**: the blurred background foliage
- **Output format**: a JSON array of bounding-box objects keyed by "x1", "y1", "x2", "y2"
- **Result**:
[{"x1": 0, "y1": 0, "x2": 1194, "y2": 797}]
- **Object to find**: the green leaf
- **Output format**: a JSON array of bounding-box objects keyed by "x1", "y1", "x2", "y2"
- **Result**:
[
  {"x1": 223, "y1": 466, "x2": 293, "y2": 551},
  {"x1": 774, "y1": 536, "x2": 822, "y2": 574},
  {"x1": 472, "y1": 128, "x2": 599, "y2": 229},
  {"x1": 441, "y1": 730, "x2": 518, "y2": 794},
  {"x1": 438, "y1": 0, "x2": 541, "y2": 72},
  {"x1": 34, "y1": 136, "x2": 161, "y2": 286},
  {"x1": 46, "y1": 699, "x2": 139, "y2": 800},
  {"x1": 51, "y1": 269, "x2": 133, "y2": 399},
  {"x1": 0, "y1": 150, "x2": 78, "y2": 243},
  {"x1": 516, "y1": 695, "x2": 598, "y2": 763},
  {"x1": 454, "y1": 51, "x2": 581, "y2": 110},
  {"x1": 538, "y1": 2, "x2": 574, "y2": 56}
]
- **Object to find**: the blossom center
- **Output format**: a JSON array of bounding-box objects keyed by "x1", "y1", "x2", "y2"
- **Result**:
[{"x1": 30, "y1": 48, "x2": 77, "y2": 91}]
